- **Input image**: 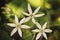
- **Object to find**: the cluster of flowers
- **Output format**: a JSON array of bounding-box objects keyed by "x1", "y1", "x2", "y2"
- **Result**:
[{"x1": 8, "y1": 4, "x2": 52, "y2": 40}]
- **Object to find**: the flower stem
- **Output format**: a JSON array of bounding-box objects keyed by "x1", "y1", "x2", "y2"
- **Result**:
[{"x1": 32, "y1": 33, "x2": 35, "y2": 40}]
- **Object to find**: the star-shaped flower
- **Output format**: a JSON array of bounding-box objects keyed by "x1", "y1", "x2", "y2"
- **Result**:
[
  {"x1": 32, "y1": 22, "x2": 52, "y2": 40},
  {"x1": 23, "y1": 4, "x2": 45, "y2": 23},
  {"x1": 8, "y1": 15, "x2": 30, "y2": 37}
]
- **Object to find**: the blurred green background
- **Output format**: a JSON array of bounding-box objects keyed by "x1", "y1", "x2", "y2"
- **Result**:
[{"x1": 0, "y1": 0, "x2": 60, "y2": 40}]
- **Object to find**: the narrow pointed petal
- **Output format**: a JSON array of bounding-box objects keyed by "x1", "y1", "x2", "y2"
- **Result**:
[
  {"x1": 18, "y1": 27, "x2": 22, "y2": 37},
  {"x1": 24, "y1": 17, "x2": 31, "y2": 22},
  {"x1": 21, "y1": 25, "x2": 30, "y2": 29},
  {"x1": 32, "y1": 29, "x2": 40, "y2": 32},
  {"x1": 23, "y1": 12, "x2": 30, "y2": 16},
  {"x1": 36, "y1": 33, "x2": 41, "y2": 40},
  {"x1": 45, "y1": 29, "x2": 52, "y2": 33},
  {"x1": 33, "y1": 7, "x2": 40, "y2": 15},
  {"x1": 10, "y1": 28, "x2": 17, "y2": 36},
  {"x1": 20, "y1": 17, "x2": 26, "y2": 24},
  {"x1": 28, "y1": 4, "x2": 32, "y2": 14},
  {"x1": 32, "y1": 17, "x2": 36, "y2": 24},
  {"x1": 8, "y1": 23, "x2": 16, "y2": 27},
  {"x1": 43, "y1": 32, "x2": 47, "y2": 39},
  {"x1": 35, "y1": 22, "x2": 41, "y2": 29},
  {"x1": 43, "y1": 22, "x2": 47, "y2": 29},
  {"x1": 15, "y1": 15, "x2": 19, "y2": 24},
  {"x1": 34, "y1": 14, "x2": 45, "y2": 17}
]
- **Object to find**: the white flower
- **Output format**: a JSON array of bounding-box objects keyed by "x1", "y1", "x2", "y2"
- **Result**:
[
  {"x1": 32, "y1": 22, "x2": 52, "y2": 40},
  {"x1": 23, "y1": 4, "x2": 45, "y2": 23},
  {"x1": 8, "y1": 15, "x2": 30, "y2": 37}
]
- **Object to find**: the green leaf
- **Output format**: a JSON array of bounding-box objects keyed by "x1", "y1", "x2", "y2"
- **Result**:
[
  {"x1": 0, "y1": 30, "x2": 13, "y2": 40},
  {"x1": 22, "y1": 29, "x2": 33, "y2": 40},
  {"x1": 25, "y1": 19, "x2": 35, "y2": 28}
]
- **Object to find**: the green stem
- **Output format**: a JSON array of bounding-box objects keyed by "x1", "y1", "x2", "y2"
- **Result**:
[
  {"x1": 32, "y1": 33, "x2": 35, "y2": 40},
  {"x1": 48, "y1": 24, "x2": 60, "y2": 27}
]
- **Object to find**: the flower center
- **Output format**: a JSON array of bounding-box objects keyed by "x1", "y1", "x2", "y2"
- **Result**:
[
  {"x1": 40, "y1": 29, "x2": 44, "y2": 33},
  {"x1": 30, "y1": 14, "x2": 33, "y2": 16},
  {"x1": 17, "y1": 23, "x2": 21, "y2": 28},
  {"x1": 30, "y1": 13, "x2": 34, "y2": 17}
]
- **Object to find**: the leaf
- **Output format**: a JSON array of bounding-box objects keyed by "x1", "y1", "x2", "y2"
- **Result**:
[
  {"x1": 25, "y1": 19, "x2": 35, "y2": 28},
  {"x1": 22, "y1": 29, "x2": 33, "y2": 40},
  {"x1": 0, "y1": 30, "x2": 13, "y2": 40}
]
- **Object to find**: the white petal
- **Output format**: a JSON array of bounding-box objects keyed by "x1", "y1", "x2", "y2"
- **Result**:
[
  {"x1": 21, "y1": 25, "x2": 30, "y2": 29},
  {"x1": 24, "y1": 17, "x2": 31, "y2": 22},
  {"x1": 32, "y1": 29, "x2": 40, "y2": 32},
  {"x1": 23, "y1": 12, "x2": 30, "y2": 16},
  {"x1": 32, "y1": 17, "x2": 36, "y2": 24},
  {"x1": 10, "y1": 28, "x2": 17, "y2": 36},
  {"x1": 45, "y1": 29, "x2": 52, "y2": 33},
  {"x1": 18, "y1": 27, "x2": 22, "y2": 37},
  {"x1": 20, "y1": 17, "x2": 26, "y2": 24},
  {"x1": 33, "y1": 7, "x2": 40, "y2": 15},
  {"x1": 34, "y1": 14, "x2": 45, "y2": 17},
  {"x1": 35, "y1": 22, "x2": 41, "y2": 29},
  {"x1": 43, "y1": 32, "x2": 47, "y2": 39},
  {"x1": 8, "y1": 23, "x2": 16, "y2": 27},
  {"x1": 43, "y1": 22, "x2": 47, "y2": 29},
  {"x1": 15, "y1": 15, "x2": 19, "y2": 24},
  {"x1": 28, "y1": 3, "x2": 32, "y2": 14},
  {"x1": 36, "y1": 33, "x2": 41, "y2": 40}
]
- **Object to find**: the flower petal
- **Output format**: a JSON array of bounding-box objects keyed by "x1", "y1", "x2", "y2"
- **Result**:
[
  {"x1": 45, "y1": 29, "x2": 52, "y2": 33},
  {"x1": 33, "y1": 7, "x2": 40, "y2": 15},
  {"x1": 43, "y1": 22, "x2": 47, "y2": 29},
  {"x1": 23, "y1": 12, "x2": 30, "y2": 16},
  {"x1": 36, "y1": 33, "x2": 41, "y2": 40},
  {"x1": 21, "y1": 25, "x2": 30, "y2": 29},
  {"x1": 32, "y1": 29, "x2": 40, "y2": 32},
  {"x1": 10, "y1": 28, "x2": 17, "y2": 36},
  {"x1": 32, "y1": 17, "x2": 36, "y2": 24},
  {"x1": 20, "y1": 17, "x2": 26, "y2": 24},
  {"x1": 15, "y1": 15, "x2": 19, "y2": 24},
  {"x1": 28, "y1": 3, "x2": 32, "y2": 14},
  {"x1": 34, "y1": 14, "x2": 45, "y2": 17},
  {"x1": 18, "y1": 27, "x2": 22, "y2": 37},
  {"x1": 8, "y1": 23, "x2": 16, "y2": 27},
  {"x1": 24, "y1": 17, "x2": 31, "y2": 22},
  {"x1": 35, "y1": 22, "x2": 41, "y2": 29},
  {"x1": 43, "y1": 32, "x2": 47, "y2": 39}
]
